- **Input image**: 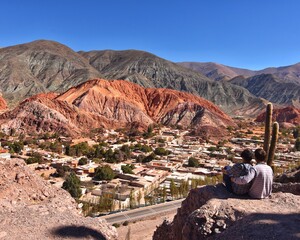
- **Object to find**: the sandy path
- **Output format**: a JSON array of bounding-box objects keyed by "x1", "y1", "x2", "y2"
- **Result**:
[{"x1": 117, "y1": 211, "x2": 176, "y2": 240}]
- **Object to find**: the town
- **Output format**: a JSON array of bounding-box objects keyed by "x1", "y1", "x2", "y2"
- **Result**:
[{"x1": 1, "y1": 119, "x2": 299, "y2": 217}]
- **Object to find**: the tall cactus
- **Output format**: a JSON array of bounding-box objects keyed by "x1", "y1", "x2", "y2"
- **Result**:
[
  {"x1": 263, "y1": 103, "x2": 273, "y2": 156},
  {"x1": 267, "y1": 122, "x2": 279, "y2": 166}
]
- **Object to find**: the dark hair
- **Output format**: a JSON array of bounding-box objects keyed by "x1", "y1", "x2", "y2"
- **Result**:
[
  {"x1": 241, "y1": 149, "x2": 254, "y2": 162},
  {"x1": 255, "y1": 148, "x2": 267, "y2": 162}
]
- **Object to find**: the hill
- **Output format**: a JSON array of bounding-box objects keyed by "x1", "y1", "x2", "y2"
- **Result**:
[
  {"x1": 255, "y1": 106, "x2": 300, "y2": 125},
  {"x1": 0, "y1": 79, "x2": 236, "y2": 136},
  {"x1": 0, "y1": 40, "x2": 100, "y2": 104}
]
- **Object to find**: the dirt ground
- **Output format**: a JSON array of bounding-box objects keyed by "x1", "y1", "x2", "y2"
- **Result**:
[{"x1": 117, "y1": 211, "x2": 177, "y2": 240}]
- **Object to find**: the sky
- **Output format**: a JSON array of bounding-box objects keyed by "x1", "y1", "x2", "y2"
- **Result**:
[{"x1": 0, "y1": 0, "x2": 300, "y2": 70}]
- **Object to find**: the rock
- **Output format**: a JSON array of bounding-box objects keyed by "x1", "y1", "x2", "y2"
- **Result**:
[
  {"x1": 153, "y1": 184, "x2": 300, "y2": 240},
  {"x1": 0, "y1": 158, "x2": 118, "y2": 239}
]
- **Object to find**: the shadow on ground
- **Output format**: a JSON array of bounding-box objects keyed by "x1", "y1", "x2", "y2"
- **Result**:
[{"x1": 51, "y1": 225, "x2": 106, "y2": 239}]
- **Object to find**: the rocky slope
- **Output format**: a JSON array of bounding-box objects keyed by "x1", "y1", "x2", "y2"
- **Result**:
[
  {"x1": 153, "y1": 184, "x2": 300, "y2": 240},
  {"x1": 255, "y1": 106, "x2": 300, "y2": 126},
  {"x1": 0, "y1": 158, "x2": 118, "y2": 239},
  {"x1": 0, "y1": 79, "x2": 236, "y2": 137},
  {"x1": 179, "y1": 61, "x2": 300, "y2": 85},
  {"x1": 0, "y1": 94, "x2": 7, "y2": 111},
  {"x1": 0, "y1": 40, "x2": 266, "y2": 116},
  {"x1": 177, "y1": 62, "x2": 255, "y2": 81},
  {"x1": 229, "y1": 74, "x2": 300, "y2": 107},
  {"x1": 0, "y1": 40, "x2": 100, "y2": 104},
  {"x1": 79, "y1": 50, "x2": 265, "y2": 116}
]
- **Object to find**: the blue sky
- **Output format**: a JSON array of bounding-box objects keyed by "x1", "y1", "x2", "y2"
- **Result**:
[{"x1": 0, "y1": 0, "x2": 300, "y2": 70}]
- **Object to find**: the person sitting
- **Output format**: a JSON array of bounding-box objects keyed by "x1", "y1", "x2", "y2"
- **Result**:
[
  {"x1": 231, "y1": 148, "x2": 273, "y2": 199},
  {"x1": 223, "y1": 148, "x2": 254, "y2": 195}
]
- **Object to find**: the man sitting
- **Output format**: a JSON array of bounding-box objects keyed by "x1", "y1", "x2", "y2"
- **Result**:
[
  {"x1": 231, "y1": 148, "x2": 273, "y2": 199},
  {"x1": 223, "y1": 148, "x2": 254, "y2": 195}
]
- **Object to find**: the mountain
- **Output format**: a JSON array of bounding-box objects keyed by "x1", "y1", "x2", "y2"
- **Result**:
[
  {"x1": 79, "y1": 50, "x2": 265, "y2": 115},
  {"x1": 256, "y1": 62, "x2": 300, "y2": 85},
  {"x1": 255, "y1": 106, "x2": 300, "y2": 125},
  {"x1": 0, "y1": 79, "x2": 236, "y2": 137},
  {"x1": 0, "y1": 40, "x2": 265, "y2": 115},
  {"x1": 177, "y1": 62, "x2": 255, "y2": 81},
  {"x1": 0, "y1": 40, "x2": 101, "y2": 104},
  {"x1": 229, "y1": 74, "x2": 300, "y2": 107},
  {"x1": 0, "y1": 94, "x2": 7, "y2": 111},
  {"x1": 178, "y1": 61, "x2": 300, "y2": 85}
]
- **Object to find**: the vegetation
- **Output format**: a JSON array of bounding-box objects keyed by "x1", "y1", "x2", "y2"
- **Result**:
[
  {"x1": 25, "y1": 152, "x2": 43, "y2": 164},
  {"x1": 78, "y1": 157, "x2": 88, "y2": 165},
  {"x1": 154, "y1": 147, "x2": 171, "y2": 156},
  {"x1": 62, "y1": 172, "x2": 82, "y2": 199},
  {"x1": 295, "y1": 137, "x2": 300, "y2": 151},
  {"x1": 94, "y1": 165, "x2": 116, "y2": 180},
  {"x1": 121, "y1": 164, "x2": 135, "y2": 174},
  {"x1": 263, "y1": 103, "x2": 273, "y2": 155},
  {"x1": 188, "y1": 157, "x2": 199, "y2": 167}
]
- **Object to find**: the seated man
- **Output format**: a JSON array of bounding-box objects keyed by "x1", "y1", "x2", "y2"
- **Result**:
[
  {"x1": 231, "y1": 148, "x2": 273, "y2": 199},
  {"x1": 223, "y1": 148, "x2": 254, "y2": 195}
]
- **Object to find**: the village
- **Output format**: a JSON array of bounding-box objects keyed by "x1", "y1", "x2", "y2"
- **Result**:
[{"x1": 0, "y1": 121, "x2": 299, "y2": 216}]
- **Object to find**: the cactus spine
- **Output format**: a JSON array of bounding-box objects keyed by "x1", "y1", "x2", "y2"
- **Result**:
[
  {"x1": 263, "y1": 103, "x2": 273, "y2": 156},
  {"x1": 267, "y1": 122, "x2": 279, "y2": 166}
]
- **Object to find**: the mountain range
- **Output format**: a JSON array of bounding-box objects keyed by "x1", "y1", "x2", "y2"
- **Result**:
[
  {"x1": 0, "y1": 39, "x2": 299, "y2": 125},
  {"x1": 178, "y1": 62, "x2": 300, "y2": 108},
  {"x1": 0, "y1": 40, "x2": 265, "y2": 116},
  {"x1": 0, "y1": 79, "x2": 235, "y2": 137}
]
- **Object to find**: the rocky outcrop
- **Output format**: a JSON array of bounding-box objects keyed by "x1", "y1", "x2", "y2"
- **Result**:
[
  {"x1": 255, "y1": 106, "x2": 300, "y2": 125},
  {"x1": 153, "y1": 184, "x2": 300, "y2": 240},
  {"x1": 0, "y1": 79, "x2": 236, "y2": 136},
  {"x1": 0, "y1": 158, "x2": 117, "y2": 239}
]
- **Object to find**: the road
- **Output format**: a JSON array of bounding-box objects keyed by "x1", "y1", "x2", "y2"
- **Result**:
[{"x1": 99, "y1": 198, "x2": 184, "y2": 224}]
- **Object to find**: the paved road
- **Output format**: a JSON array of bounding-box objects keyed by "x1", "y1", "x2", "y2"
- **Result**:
[{"x1": 99, "y1": 198, "x2": 184, "y2": 224}]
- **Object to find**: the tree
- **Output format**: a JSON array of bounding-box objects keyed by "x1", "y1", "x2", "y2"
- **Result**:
[
  {"x1": 295, "y1": 138, "x2": 300, "y2": 151},
  {"x1": 188, "y1": 157, "x2": 199, "y2": 167},
  {"x1": 94, "y1": 165, "x2": 115, "y2": 180},
  {"x1": 78, "y1": 157, "x2": 88, "y2": 165},
  {"x1": 154, "y1": 147, "x2": 170, "y2": 156},
  {"x1": 121, "y1": 164, "x2": 134, "y2": 174},
  {"x1": 170, "y1": 179, "x2": 177, "y2": 200},
  {"x1": 62, "y1": 172, "x2": 82, "y2": 198}
]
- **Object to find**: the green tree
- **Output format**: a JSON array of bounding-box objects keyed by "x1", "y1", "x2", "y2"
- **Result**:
[
  {"x1": 170, "y1": 179, "x2": 177, "y2": 200},
  {"x1": 295, "y1": 137, "x2": 300, "y2": 151},
  {"x1": 121, "y1": 164, "x2": 134, "y2": 174},
  {"x1": 94, "y1": 165, "x2": 115, "y2": 180},
  {"x1": 78, "y1": 157, "x2": 88, "y2": 165},
  {"x1": 154, "y1": 147, "x2": 170, "y2": 156},
  {"x1": 62, "y1": 172, "x2": 82, "y2": 198},
  {"x1": 188, "y1": 157, "x2": 199, "y2": 167}
]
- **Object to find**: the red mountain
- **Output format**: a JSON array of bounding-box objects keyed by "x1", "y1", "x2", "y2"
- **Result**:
[
  {"x1": 0, "y1": 79, "x2": 236, "y2": 136},
  {"x1": 255, "y1": 106, "x2": 300, "y2": 125},
  {"x1": 0, "y1": 95, "x2": 7, "y2": 111}
]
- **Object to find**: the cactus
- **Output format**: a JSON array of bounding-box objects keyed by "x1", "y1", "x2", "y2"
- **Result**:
[
  {"x1": 267, "y1": 122, "x2": 279, "y2": 166},
  {"x1": 263, "y1": 103, "x2": 273, "y2": 155}
]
